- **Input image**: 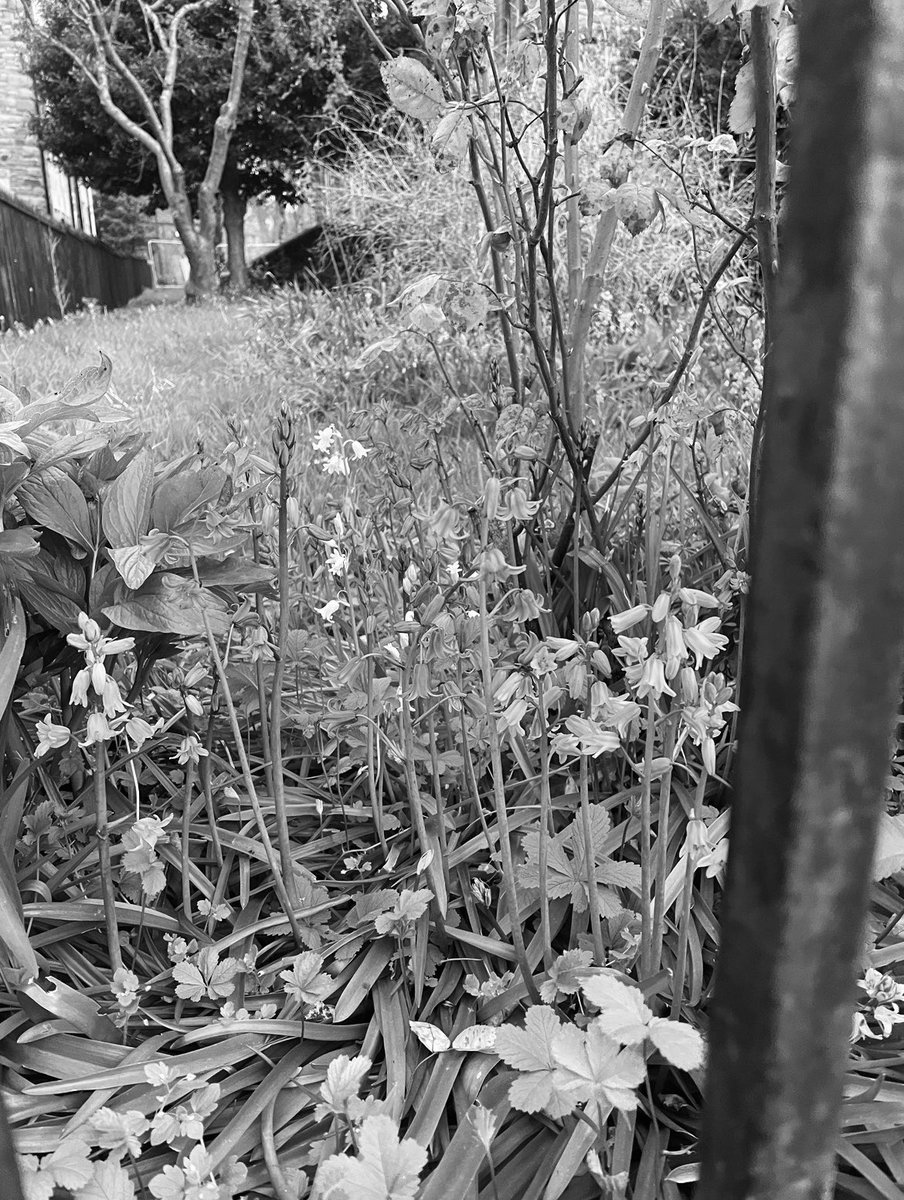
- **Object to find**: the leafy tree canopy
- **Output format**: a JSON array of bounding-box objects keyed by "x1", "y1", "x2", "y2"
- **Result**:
[{"x1": 27, "y1": 0, "x2": 396, "y2": 212}]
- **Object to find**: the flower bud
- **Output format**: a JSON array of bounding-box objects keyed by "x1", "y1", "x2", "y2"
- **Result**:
[
  {"x1": 651, "y1": 592, "x2": 670, "y2": 624},
  {"x1": 91, "y1": 661, "x2": 107, "y2": 696},
  {"x1": 79, "y1": 613, "x2": 101, "y2": 643}
]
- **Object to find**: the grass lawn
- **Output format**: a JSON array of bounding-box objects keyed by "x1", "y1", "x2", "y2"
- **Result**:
[{"x1": 0, "y1": 301, "x2": 294, "y2": 455}]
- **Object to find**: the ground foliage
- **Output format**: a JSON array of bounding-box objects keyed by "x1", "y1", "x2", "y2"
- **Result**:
[{"x1": 1, "y1": 2, "x2": 904, "y2": 1199}]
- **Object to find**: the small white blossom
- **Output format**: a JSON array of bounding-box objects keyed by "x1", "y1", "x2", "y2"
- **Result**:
[
  {"x1": 174, "y1": 735, "x2": 208, "y2": 766},
  {"x1": 312, "y1": 425, "x2": 338, "y2": 453},
  {"x1": 35, "y1": 714, "x2": 70, "y2": 757}
]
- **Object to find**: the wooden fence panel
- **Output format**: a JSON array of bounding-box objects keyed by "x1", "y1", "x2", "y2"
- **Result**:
[
  {"x1": 699, "y1": 2, "x2": 904, "y2": 1198},
  {"x1": 0, "y1": 188, "x2": 151, "y2": 329}
]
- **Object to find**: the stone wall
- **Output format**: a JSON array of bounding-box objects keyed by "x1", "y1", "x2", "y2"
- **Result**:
[{"x1": 0, "y1": 0, "x2": 48, "y2": 214}]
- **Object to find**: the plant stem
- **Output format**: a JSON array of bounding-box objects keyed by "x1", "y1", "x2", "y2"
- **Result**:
[
  {"x1": 650, "y1": 715, "x2": 676, "y2": 970},
  {"x1": 672, "y1": 769, "x2": 707, "y2": 1018},
  {"x1": 477, "y1": 526, "x2": 540, "y2": 1003},
  {"x1": 189, "y1": 554, "x2": 304, "y2": 947},
  {"x1": 93, "y1": 740, "x2": 122, "y2": 974},
  {"x1": 639, "y1": 697, "x2": 657, "y2": 978},
  {"x1": 270, "y1": 453, "x2": 298, "y2": 906},
  {"x1": 536, "y1": 674, "x2": 554, "y2": 970}
]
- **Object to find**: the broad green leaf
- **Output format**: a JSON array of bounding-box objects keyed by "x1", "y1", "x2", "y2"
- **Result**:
[
  {"x1": 409, "y1": 1022, "x2": 497, "y2": 1054},
  {"x1": 729, "y1": 61, "x2": 756, "y2": 134},
  {"x1": 423, "y1": 12, "x2": 454, "y2": 55},
  {"x1": 103, "y1": 573, "x2": 229, "y2": 637},
  {"x1": 18, "y1": 468, "x2": 94, "y2": 552},
  {"x1": 17, "y1": 573, "x2": 82, "y2": 632},
  {"x1": 150, "y1": 467, "x2": 228, "y2": 535},
  {"x1": 57, "y1": 351, "x2": 113, "y2": 406},
  {"x1": 601, "y1": 0, "x2": 649, "y2": 20},
  {"x1": 446, "y1": 283, "x2": 488, "y2": 331},
  {"x1": 103, "y1": 451, "x2": 153, "y2": 548},
  {"x1": 431, "y1": 105, "x2": 470, "y2": 164},
  {"x1": 191, "y1": 556, "x2": 274, "y2": 591},
  {"x1": 0, "y1": 595, "x2": 25, "y2": 719},
  {"x1": 20, "y1": 978, "x2": 119, "y2": 1043},
  {"x1": 108, "y1": 544, "x2": 157, "y2": 590},
  {"x1": 334, "y1": 940, "x2": 395, "y2": 1022},
  {"x1": 380, "y1": 57, "x2": 444, "y2": 125},
  {"x1": 710, "y1": 0, "x2": 782, "y2": 19}
]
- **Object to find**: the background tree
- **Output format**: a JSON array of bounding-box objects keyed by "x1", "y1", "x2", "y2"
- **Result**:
[
  {"x1": 26, "y1": 0, "x2": 395, "y2": 292},
  {"x1": 22, "y1": 0, "x2": 255, "y2": 299},
  {"x1": 22, "y1": 0, "x2": 254, "y2": 300},
  {"x1": 93, "y1": 193, "x2": 155, "y2": 258}
]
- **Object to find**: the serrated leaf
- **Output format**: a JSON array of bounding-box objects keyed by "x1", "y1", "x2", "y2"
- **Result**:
[
  {"x1": 580, "y1": 974, "x2": 651, "y2": 1045},
  {"x1": 551, "y1": 1023, "x2": 646, "y2": 1113},
  {"x1": 41, "y1": 1137, "x2": 93, "y2": 1192},
  {"x1": 173, "y1": 947, "x2": 240, "y2": 1002},
  {"x1": 322, "y1": 1114, "x2": 428, "y2": 1200},
  {"x1": 507, "y1": 1069, "x2": 558, "y2": 1115},
  {"x1": 520, "y1": 806, "x2": 640, "y2": 915},
  {"x1": 495, "y1": 1005, "x2": 562, "y2": 1071},
  {"x1": 540, "y1": 949, "x2": 594, "y2": 1002},
  {"x1": 646, "y1": 1017, "x2": 705, "y2": 1070},
  {"x1": 380, "y1": 57, "x2": 445, "y2": 125},
  {"x1": 79, "y1": 1157, "x2": 136, "y2": 1200}
]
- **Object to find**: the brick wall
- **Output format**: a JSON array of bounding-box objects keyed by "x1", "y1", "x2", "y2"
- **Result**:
[{"x1": 0, "y1": 0, "x2": 47, "y2": 214}]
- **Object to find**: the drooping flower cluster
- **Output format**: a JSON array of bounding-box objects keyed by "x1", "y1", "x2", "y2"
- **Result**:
[
  {"x1": 312, "y1": 424, "x2": 370, "y2": 477},
  {"x1": 66, "y1": 611, "x2": 135, "y2": 745},
  {"x1": 852, "y1": 968, "x2": 904, "y2": 1041}
]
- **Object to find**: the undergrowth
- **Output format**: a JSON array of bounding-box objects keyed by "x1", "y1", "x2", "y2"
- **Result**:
[{"x1": 0, "y1": 5, "x2": 903, "y2": 1200}]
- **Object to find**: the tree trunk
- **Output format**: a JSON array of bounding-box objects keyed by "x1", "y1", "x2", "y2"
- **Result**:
[
  {"x1": 222, "y1": 186, "x2": 248, "y2": 293},
  {"x1": 699, "y1": 3, "x2": 904, "y2": 1199},
  {"x1": 168, "y1": 192, "x2": 219, "y2": 301}
]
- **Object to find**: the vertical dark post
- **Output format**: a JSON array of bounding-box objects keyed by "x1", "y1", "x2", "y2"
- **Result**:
[
  {"x1": 699, "y1": 3, "x2": 904, "y2": 1199},
  {"x1": 0, "y1": 1094, "x2": 25, "y2": 1200}
]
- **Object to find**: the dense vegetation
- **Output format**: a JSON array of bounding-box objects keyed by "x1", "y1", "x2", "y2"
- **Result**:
[{"x1": 1, "y1": 4, "x2": 903, "y2": 1200}]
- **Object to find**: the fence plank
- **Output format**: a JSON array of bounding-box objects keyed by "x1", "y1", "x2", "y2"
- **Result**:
[
  {"x1": 698, "y1": 3, "x2": 904, "y2": 1198},
  {"x1": 0, "y1": 188, "x2": 150, "y2": 329}
]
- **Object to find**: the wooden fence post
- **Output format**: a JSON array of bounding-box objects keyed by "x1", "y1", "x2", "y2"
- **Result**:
[{"x1": 698, "y1": 3, "x2": 904, "y2": 1198}]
